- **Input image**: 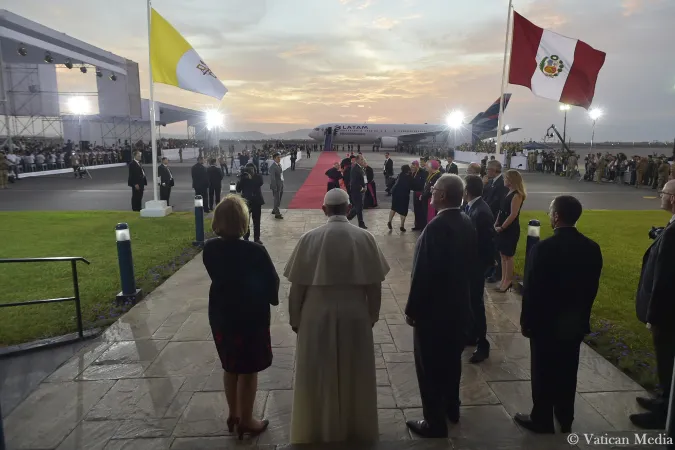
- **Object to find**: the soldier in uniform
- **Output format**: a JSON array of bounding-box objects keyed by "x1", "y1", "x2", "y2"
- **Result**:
[
  {"x1": 636, "y1": 156, "x2": 649, "y2": 188},
  {"x1": 657, "y1": 158, "x2": 671, "y2": 191}
]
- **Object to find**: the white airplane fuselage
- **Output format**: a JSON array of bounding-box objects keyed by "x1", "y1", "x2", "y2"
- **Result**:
[{"x1": 308, "y1": 123, "x2": 447, "y2": 145}]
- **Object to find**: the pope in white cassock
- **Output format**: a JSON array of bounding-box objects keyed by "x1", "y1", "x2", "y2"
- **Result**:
[{"x1": 284, "y1": 188, "x2": 390, "y2": 444}]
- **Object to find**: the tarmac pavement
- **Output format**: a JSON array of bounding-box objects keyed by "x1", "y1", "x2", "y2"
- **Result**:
[{"x1": 0, "y1": 151, "x2": 663, "y2": 212}]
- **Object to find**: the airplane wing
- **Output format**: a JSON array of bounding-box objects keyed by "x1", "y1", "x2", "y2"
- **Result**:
[{"x1": 478, "y1": 127, "x2": 521, "y2": 140}]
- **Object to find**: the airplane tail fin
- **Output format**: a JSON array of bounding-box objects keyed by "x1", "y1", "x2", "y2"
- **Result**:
[{"x1": 470, "y1": 93, "x2": 512, "y2": 145}]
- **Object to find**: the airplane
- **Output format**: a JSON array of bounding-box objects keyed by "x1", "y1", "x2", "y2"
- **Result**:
[{"x1": 308, "y1": 94, "x2": 520, "y2": 148}]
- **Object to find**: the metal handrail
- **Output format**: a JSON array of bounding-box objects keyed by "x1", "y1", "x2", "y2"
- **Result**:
[{"x1": 0, "y1": 257, "x2": 91, "y2": 339}]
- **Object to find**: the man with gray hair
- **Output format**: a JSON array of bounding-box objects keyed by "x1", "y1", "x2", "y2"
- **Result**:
[
  {"x1": 483, "y1": 159, "x2": 508, "y2": 282},
  {"x1": 404, "y1": 174, "x2": 477, "y2": 438},
  {"x1": 466, "y1": 162, "x2": 482, "y2": 176}
]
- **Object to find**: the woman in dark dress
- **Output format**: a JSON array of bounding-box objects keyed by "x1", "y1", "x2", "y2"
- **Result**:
[
  {"x1": 387, "y1": 164, "x2": 412, "y2": 232},
  {"x1": 494, "y1": 169, "x2": 526, "y2": 293},
  {"x1": 363, "y1": 162, "x2": 378, "y2": 208},
  {"x1": 236, "y1": 163, "x2": 264, "y2": 244},
  {"x1": 203, "y1": 195, "x2": 280, "y2": 439}
]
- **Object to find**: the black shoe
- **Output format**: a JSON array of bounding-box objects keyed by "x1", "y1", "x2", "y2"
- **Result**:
[
  {"x1": 469, "y1": 345, "x2": 490, "y2": 363},
  {"x1": 629, "y1": 412, "x2": 666, "y2": 429},
  {"x1": 400, "y1": 227, "x2": 406, "y2": 232},
  {"x1": 636, "y1": 396, "x2": 665, "y2": 414},
  {"x1": 275, "y1": 214, "x2": 284, "y2": 220},
  {"x1": 254, "y1": 240, "x2": 263, "y2": 245},
  {"x1": 446, "y1": 404, "x2": 460, "y2": 424},
  {"x1": 387, "y1": 221, "x2": 392, "y2": 230},
  {"x1": 359, "y1": 223, "x2": 368, "y2": 229},
  {"x1": 411, "y1": 227, "x2": 422, "y2": 231},
  {"x1": 513, "y1": 413, "x2": 555, "y2": 434},
  {"x1": 405, "y1": 420, "x2": 448, "y2": 438}
]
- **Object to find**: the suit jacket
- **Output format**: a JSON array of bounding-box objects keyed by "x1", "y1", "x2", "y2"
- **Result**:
[
  {"x1": 636, "y1": 220, "x2": 675, "y2": 326},
  {"x1": 483, "y1": 175, "x2": 508, "y2": 217},
  {"x1": 207, "y1": 165, "x2": 224, "y2": 188},
  {"x1": 446, "y1": 162, "x2": 459, "y2": 175},
  {"x1": 384, "y1": 158, "x2": 394, "y2": 176},
  {"x1": 411, "y1": 168, "x2": 427, "y2": 193},
  {"x1": 191, "y1": 163, "x2": 209, "y2": 190},
  {"x1": 158, "y1": 164, "x2": 174, "y2": 187},
  {"x1": 128, "y1": 160, "x2": 147, "y2": 188},
  {"x1": 405, "y1": 209, "x2": 477, "y2": 336},
  {"x1": 521, "y1": 227, "x2": 603, "y2": 340},
  {"x1": 466, "y1": 197, "x2": 495, "y2": 268},
  {"x1": 350, "y1": 164, "x2": 366, "y2": 194},
  {"x1": 269, "y1": 161, "x2": 284, "y2": 191}
]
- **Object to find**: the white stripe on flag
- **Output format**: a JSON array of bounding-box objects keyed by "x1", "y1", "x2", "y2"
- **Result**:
[
  {"x1": 176, "y1": 48, "x2": 228, "y2": 100},
  {"x1": 530, "y1": 30, "x2": 577, "y2": 102}
]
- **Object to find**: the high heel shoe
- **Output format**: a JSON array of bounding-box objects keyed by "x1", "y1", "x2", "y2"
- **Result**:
[
  {"x1": 226, "y1": 417, "x2": 240, "y2": 433},
  {"x1": 387, "y1": 221, "x2": 393, "y2": 230},
  {"x1": 495, "y1": 282, "x2": 513, "y2": 293},
  {"x1": 238, "y1": 418, "x2": 270, "y2": 440},
  {"x1": 400, "y1": 227, "x2": 406, "y2": 232}
]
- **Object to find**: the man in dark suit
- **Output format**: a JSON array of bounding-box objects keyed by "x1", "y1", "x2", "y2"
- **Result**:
[
  {"x1": 411, "y1": 160, "x2": 428, "y2": 231},
  {"x1": 384, "y1": 152, "x2": 394, "y2": 195},
  {"x1": 158, "y1": 157, "x2": 174, "y2": 206},
  {"x1": 405, "y1": 174, "x2": 477, "y2": 438},
  {"x1": 207, "y1": 158, "x2": 224, "y2": 211},
  {"x1": 128, "y1": 151, "x2": 147, "y2": 212},
  {"x1": 191, "y1": 156, "x2": 210, "y2": 212},
  {"x1": 346, "y1": 154, "x2": 367, "y2": 228},
  {"x1": 464, "y1": 175, "x2": 495, "y2": 363},
  {"x1": 515, "y1": 195, "x2": 603, "y2": 434},
  {"x1": 630, "y1": 179, "x2": 675, "y2": 429},
  {"x1": 482, "y1": 160, "x2": 508, "y2": 282},
  {"x1": 446, "y1": 155, "x2": 459, "y2": 175}
]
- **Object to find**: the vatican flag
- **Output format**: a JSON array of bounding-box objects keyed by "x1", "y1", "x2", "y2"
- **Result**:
[{"x1": 150, "y1": 8, "x2": 227, "y2": 100}]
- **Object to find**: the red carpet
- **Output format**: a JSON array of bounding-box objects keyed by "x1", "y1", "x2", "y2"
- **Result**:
[{"x1": 288, "y1": 152, "x2": 341, "y2": 209}]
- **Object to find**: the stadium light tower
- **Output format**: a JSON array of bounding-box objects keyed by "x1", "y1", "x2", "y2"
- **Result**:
[
  {"x1": 559, "y1": 104, "x2": 570, "y2": 151},
  {"x1": 446, "y1": 110, "x2": 465, "y2": 149},
  {"x1": 205, "y1": 109, "x2": 225, "y2": 149},
  {"x1": 588, "y1": 108, "x2": 603, "y2": 151},
  {"x1": 68, "y1": 96, "x2": 90, "y2": 149}
]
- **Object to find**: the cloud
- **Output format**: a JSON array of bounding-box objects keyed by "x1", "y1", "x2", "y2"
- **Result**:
[
  {"x1": 621, "y1": 0, "x2": 663, "y2": 16},
  {"x1": 372, "y1": 17, "x2": 400, "y2": 29}
]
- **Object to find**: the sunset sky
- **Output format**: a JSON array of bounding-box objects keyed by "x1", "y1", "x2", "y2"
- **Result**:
[{"x1": 5, "y1": 0, "x2": 674, "y2": 141}]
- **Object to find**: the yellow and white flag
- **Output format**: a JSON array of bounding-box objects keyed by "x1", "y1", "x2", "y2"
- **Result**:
[{"x1": 150, "y1": 8, "x2": 227, "y2": 100}]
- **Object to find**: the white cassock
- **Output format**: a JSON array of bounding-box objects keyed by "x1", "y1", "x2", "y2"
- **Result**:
[{"x1": 284, "y1": 215, "x2": 390, "y2": 444}]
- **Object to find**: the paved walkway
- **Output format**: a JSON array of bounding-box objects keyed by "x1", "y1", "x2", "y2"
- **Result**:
[{"x1": 3, "y1": 210, "x2": 655, "y2": 450}]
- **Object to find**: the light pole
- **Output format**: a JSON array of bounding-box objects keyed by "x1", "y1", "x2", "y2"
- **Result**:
[
  {"x1": 559, "y1": 104, "x2": 570, "y2": 151},
  {"x1": 588, "y1": 108, "x2": 603, "y2": 152}
]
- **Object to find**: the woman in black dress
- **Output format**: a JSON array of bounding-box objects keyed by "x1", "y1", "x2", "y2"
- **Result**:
[
  {"x1": 203, "y1": 195, "x2": 280, "y2": 439},
  {"x1": 387, "y1": 164, "x2": 412, "y2": 232},
  {"x1": 236, "y1": 163, "x2": 264, "y2": 244},
  {"x1": 494, "y1": 169, "x2": 526, "y2": 292},
  {"x1": 363, "y1": 161, "x2": 378, "y2": 208}
]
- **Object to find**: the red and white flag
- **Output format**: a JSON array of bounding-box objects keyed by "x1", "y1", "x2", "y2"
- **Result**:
[{"x1": 508, "y1": 11, "x2": 606, "y2": 109}]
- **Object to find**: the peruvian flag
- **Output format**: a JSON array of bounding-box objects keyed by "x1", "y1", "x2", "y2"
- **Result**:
[{"x1": 509, "y1": 11, "x2": 606, "y2": 109}]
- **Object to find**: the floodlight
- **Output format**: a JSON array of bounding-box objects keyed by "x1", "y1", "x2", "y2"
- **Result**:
[
  {"x1": 17, "y1": 45, "x2": 27, "y2": 57},
  {"x1": 44, "y1": 52, "x2": 53, "y2": 63},
  {"x1": 205, "y1": 110, "x2": 224, "y2": 130},
  {"x1": 65, "y1": 59, "x2": 73, "y2": 69},
  {"x1": 109, "y1": 73, "x2": 117, "y2": 81},
  {"x1": 68, "y1": 96, "x2": 90, "y2": 115},
  {"x1": 559, "y1": 104, "x2": 570, "y2": 111},
  {"x1": 504, "y1": 125, "x2": 510, "y2": 131},
  {"x1": 80, "y1": 65, "x2": 87, "y2": 74},
  {"x1": 96, "y1": 68, "x2": 103, "y2": 78},
  {"x1": 589, "y1": 108, "x2": 602, "y2": 121},
  {"x1": 446, "y1": 110, "x2": 464, "y2": 129}
]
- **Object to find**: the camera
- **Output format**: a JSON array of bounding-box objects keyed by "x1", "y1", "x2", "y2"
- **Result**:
[{"x1": 649, "y1": 226, "x2": 664, "y2": 240}]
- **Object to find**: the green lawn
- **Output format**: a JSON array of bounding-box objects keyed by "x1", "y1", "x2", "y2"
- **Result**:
[
  {"x1": 0, "y1": 211, "x2": 208, "y2": 346},
  {"x1": 514, "y1": 210, "x2": 669, "y2": 390}
]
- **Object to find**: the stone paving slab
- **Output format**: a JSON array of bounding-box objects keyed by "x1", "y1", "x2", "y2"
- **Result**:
[{"x1": 3, "y1": 209, "x2": 655, "y2": 450}]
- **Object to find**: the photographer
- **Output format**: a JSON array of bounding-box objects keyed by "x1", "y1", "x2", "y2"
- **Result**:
[
  {"x1": 631, "y1": 179, "x2": 675, "y2": 429},
  {"x1": 236, "y1": 162, "x2": 264, "y2": 245}
]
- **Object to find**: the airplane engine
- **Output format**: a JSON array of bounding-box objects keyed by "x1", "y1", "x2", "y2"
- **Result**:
[{"x1": 378, "y1": 137, "x2": 399, "y2": 148}]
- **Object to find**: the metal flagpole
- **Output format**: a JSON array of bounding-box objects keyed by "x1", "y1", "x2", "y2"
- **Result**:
[
  {"x1": 0, "y1": 43, "x2": 13, "y2": 152},
  {"x1": 146, "y1": 0, "x2": 159, "y2": 202},
  {"x1": 495, "y1": 0, "x2": 514, "y2": 155}
]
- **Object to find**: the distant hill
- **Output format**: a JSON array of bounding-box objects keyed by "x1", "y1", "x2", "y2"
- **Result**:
[{"x1": 215, "y1": 129, "x2": 313, "y2": 141}]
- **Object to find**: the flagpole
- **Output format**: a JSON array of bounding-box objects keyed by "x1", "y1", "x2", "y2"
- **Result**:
[
  {"x1": 495, "y1": 0, "x2": 514, "y2": 156},
  {"x1": 146, "y1": 0, "x2": 159, "y2": 203}
]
